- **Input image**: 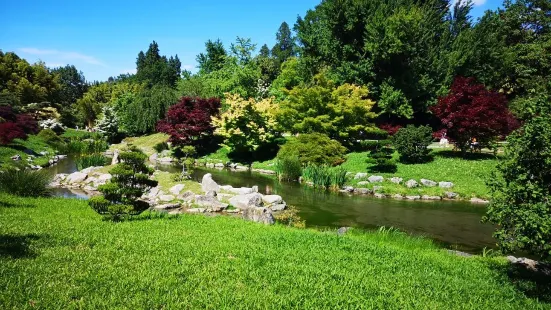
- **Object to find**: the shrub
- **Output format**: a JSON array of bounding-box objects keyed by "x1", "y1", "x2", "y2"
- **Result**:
[
  {"x1": 274, "y1": 156, "x2": 302, "y2": 181},
  {"x1": 303, "y1": 164, "x2": 332, "y2": 188},
  {"x1": 37, "y1": 129, "x2": 63, "y2": 146},
  {"x1": 358, "y1": 139, "x2": 393, "y2": 152},
  {"x1": 277, "y1": 133, "x2": 346, "y2": 166},
  {"x1": 153, "y1": 142, "x2": 169, "y2": 154},
  {"x1": 274, "y1": 206, "x2": 305, "y2": 228},
  {"x1": 95, "y1": 106, "x2": 119, "y2": 143},
  {"x1": 39, "y1": 119, "x2": 65, "y2": 134},
  {"x1": 431, "y1": 76, "x2": 519, "y2": 154},
  {"x1": 75, "y1": 154, "x2": 107, "y2": 170},
  {"x1": 379, "y1": 123, "x2": 402, "y2": 136},
  {"x1": 89, "y1": 147, "x2": 157, "y2": 220},
  {"x1": 0, "y1": 122, "x2": 27, "y2": 145},
  {"x1": 0, "y1": 169, "x2": 52, "y2": 197},
  {"x1": 393, "y1": 125, "x2": 433, "y2": 163},
  {"x1": 367, "y1": 146, "x2": 397, "y2": 173},
  {"x1": 483, "y1": 112, "x2": 551, "y2": 259}
]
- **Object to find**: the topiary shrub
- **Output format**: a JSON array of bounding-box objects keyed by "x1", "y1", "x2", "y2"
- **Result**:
[
  {"x1": 88, "y1": 147, "x2": 158, "y2": 220},
  {"x1": 367, "y1": 145, "x2": 397, "y2": 173},
  {"x1": 277, "y1": 133, "x2": 346, "y2": 166},
  {"x1": 0, "y1": 169, "x2": 52, "y2": 197},
  {"x1": 393, "y1": 125, "x2": 433, "y2": 163}
]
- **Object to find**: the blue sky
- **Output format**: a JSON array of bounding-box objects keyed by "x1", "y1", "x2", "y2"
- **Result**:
[{"x1": 2, "y1": 0, "x2": 502, "y2": 82}]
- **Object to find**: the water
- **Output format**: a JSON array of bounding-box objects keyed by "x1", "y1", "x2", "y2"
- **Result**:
[{"x1": 47, "y1": 159, "x2": 497, "y2": 253}]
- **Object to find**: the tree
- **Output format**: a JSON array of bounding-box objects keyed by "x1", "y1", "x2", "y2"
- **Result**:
[
  {"x1": 272, "y1": 22, "x2": 296, "y2": 64},
  {"x1": 393, "y1": 125, "x2": 433, "y2": 163},
  {"x1": 49, "y1": 65, "x2": 88, "y2": 127},
  {"x1": 483, "y1": 110, "x2": 551, "y2": 259},
  {"x1": 212, "y1": 94, "x2": 279, "y2": 163},
  {"x1": 156, "y1": 97, "x2": 220, "y2": 150},
  {"x1": 279, "y1": 72, "x2": 377, "y2": 146},
  {"x1": 277, "y1": 133, "x2": 346, "y2": 166},
  {"x1": 197, "y1": 39, "x2": 227, "y2": 74},
  {"x1": 431, "y1": 77, "x2": 518, "y2": 154},
  {"x1": 0, "y1": 106, "x2": 38, "y2": 144},
  {"x1": 88, "y1": 147, "x2": 158, "y2": 220},
  {"x1": 136, "y1": 41, "x2": 181, "y2": 87},
  {"x1": 95, "y1": 105, "x2": 119, "y2": 142},
  {"x1": 230, "y1": 37, "x2": 256, "y2": 65}
]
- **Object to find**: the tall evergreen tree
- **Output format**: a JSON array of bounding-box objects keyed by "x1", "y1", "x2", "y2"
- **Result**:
[
  {"x1": 272, "y1": 22, "x2": 296, "y2": 64},
  {"x1": 196, "y1": 39, "x2": 227, "y2": 74},
  {"x1": 135, "y1": 41, "x2": 180, "y2": 87}
]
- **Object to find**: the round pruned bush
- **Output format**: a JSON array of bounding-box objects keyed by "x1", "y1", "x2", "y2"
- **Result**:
[
  {"x1": 277, "y1": 133, "x2": 347, "y2": 166},
  {"x1": 393, "y1": 125, "x2": 433, "y2": 164}
]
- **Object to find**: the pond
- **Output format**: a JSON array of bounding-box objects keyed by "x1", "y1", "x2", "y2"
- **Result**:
[{"x1": 46, "y1": 159, "x2": 497, "y2": 253}]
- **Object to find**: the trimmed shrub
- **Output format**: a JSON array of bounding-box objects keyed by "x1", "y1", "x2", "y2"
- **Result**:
[
  {"x1": 274, "y1": 156, "x2": 302, "y2": 181},
  {"x1": 367, "y1": 146, "x2": 397, "y2": 173},
  {"x1": 358, "y1": 139, "x2": 393, "y2": 152},
  {"x1": 393, "y1": 125, "x2": 433, "y2": 163},
  {"x1": 277, "y1": 133, "x2": 346, "y2": 166},
  {"x1": 0, "y1": 169, "x2": 52, "y2": 197},
  {"x1": 153, "y1": 142, "x2": 169, "y2": 154}
]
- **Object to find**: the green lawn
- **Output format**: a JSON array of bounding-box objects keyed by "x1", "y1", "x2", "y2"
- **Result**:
[
  {"x1": 0, "y1": 136, "x2": 56, "y2": 169},
  {"x1": 109, "y1": 133, "x2": 169, "y2": 156},
  {"x1": 1, "y1": 194, "x2": 548, "y2": 309}
]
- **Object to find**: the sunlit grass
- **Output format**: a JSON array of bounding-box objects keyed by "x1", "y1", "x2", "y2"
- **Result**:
[{"x1": 110, "y1": 133, "x2": 169, "y2": 156}]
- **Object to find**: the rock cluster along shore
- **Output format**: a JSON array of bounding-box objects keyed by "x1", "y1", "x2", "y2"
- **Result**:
[
  {"x1": 11, "y1": 152, "x2": 67, "y2": 170},
  {"x1": 51, "y1": 169, "x2": 287, "y2": 225}
]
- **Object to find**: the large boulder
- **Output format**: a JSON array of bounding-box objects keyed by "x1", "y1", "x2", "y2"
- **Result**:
[
  {"x1": 170, "y1": 184, "x2": 185, "y2": 195},
  {"x1": 354, "y1": 188, "x2": 372, "y2": 195},
  {"x1": 368, "y1": 175, "x2": 384, "y2": 183},
  {"x1": 390, "y1": 177, "x2": 403, "y2": 184},
  {"x1": 154, "y1": 203, "x2": 181, "y2": 211},
  {"x1": 271, "y1": 204, "x2": 287, "y2": 211},
  {"x1": 242, "y1": 207, "x2": 275, "y2": 225},
  {"x1": 439, "y1": 182, "x2": 454, "y2": 188},
  {"x1": 178, "y1": 191, "x2": 196, "y2": 202},
  {"x1": 111, "y1": 149, "x2": 119, "y2": 165},
  {"x1": 357, "y1": 181, "x2": 370, "y2": 186},
  {"x1": 66, "y1": 172, "x2": 88, "y2": 184},
  {"x1": 405, "y1": 179, "x2": 419, "y2": 188},
  {"x1": 195, "y1": 195, "x2": 228, "y2": 212},
  {"x1": 354, "y1": 172, "x2": 368, "y2": 180},
  {"x1": 262, "y1": 195, "x2": 283, "y2": 206},
  {"x1": 201, "y1": 173, "x2": 220, "y2": 193},
  {"x1": 420, "y1": 179, "x2": 437, "y2": 187},
  {"x1": 228, "y1": 187, "x2": 255, "y2": 195},
  {"x1": 159, "y1": 195, "x2": 175, "y2": 202},
  {"x1": 229, "y1": 193, "x2": 263, "y2": 210}
]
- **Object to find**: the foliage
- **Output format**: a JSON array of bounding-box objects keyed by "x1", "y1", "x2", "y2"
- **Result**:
[
  {"x1": 273, "y1": 206, "x2": 305, "y2": 228},
  {"x1": 393, "y1": 125, "x2": 433, "y2": 164},
  {"x1": 37, "y1": 129, "x2": 63, "y2": 146},
  {"x1": 0, "y1": 169, "x2": 52, "y2": 197},
  {"x1": 303, "y1": 164, "x2": 333, "y2": 188},
  {"x1": 95, "y1": 105, "x2": 119, "y2": 143},
  {"x1": 38, "y1": 119, "x2": 65, "y2": 134},
  {"x1": 274, "y1": 156, "x2": 302, "y2": 182},
  {"x1": 279, "y1": 73, "x2": 377, "y2": 146},
  {"x1": 0, "y1": 123, "x2": 27, "y2": 145},
  {"x1": 276, "y1": 133, "x2": 346, "y2": 166},
  {"x1": 212, "y1": 94, "x2": 279, "y2": 163},
  {"x1": 197, "y1": 39, "x2": 227, "y2": 74},
  {"x1": 0, "y1": 106, "x2": 38, "y2": 145},
  {"x1": 89, "y1": 147, "x2": 157, "y2": 220},
  {"x1": 49, "y1": 65, "x2": 88, "y2": 127},
  {"x1": 269, "y1": 57, "x2": 306, "y2": 100},
  {"x1": 75, "y1": 154, "x2": 107, "y2": 170},
  {"x1": 358, "y1": 140, "x2": 393, "y2": 152},
  {"x1": 136, "y1": 41, "x2": 181, "y2": 87},
  {"x1": 153, "y1": 142, "x2": 169, "y2": 154},
  {"x1": 484, "y1": 112, "x2": 551, "y2": 259},
  {"x1": 156, "y1": 97, "x2": 220, "y2": 150},
  {"x1": 431, "y1": 77, "x2": 518, "y2": 154},
  {"x1": 367, "y1": 144, "x2": 397, "y2": 173},
  {"x1": 271, "y1": 22, "x2": 297, "y2": 65}
]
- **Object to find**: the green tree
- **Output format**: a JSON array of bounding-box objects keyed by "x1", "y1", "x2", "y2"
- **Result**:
[
  {"x1": 197, "y1": 39, "x2": 227, "y2": 74},
  {"x1": 393, "y1": 125, "x2": 433, "y2": 163},
  {"x1": 136, "y1": 41, "x2": 181, "y2": 87},
  {"x1": 50, "y1": 65, "x2": 88, "y2": 127},
  {"x1": 272, "y1": 22, "x2": 296, "y2": 64},
  {"x1": 483, "y1": 108, "x2": 551, "y2": 259}
]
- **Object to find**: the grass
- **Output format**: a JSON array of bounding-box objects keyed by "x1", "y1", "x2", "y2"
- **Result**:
[
  {"x1": 1, "y1": 194, "x2": 549, "y2": 309},
  {"x1": 0, "y1": 136, "x2": 56, "y2": 169},
  {"x1": 341, "y1": 148, "x2": 500, "y2": 199},
  {"x1": 109, "y1": 133, "x2": 169, "y2": 156},
  {"x1": 153, "y1": 170, "x2": 202, "y2": 194}
]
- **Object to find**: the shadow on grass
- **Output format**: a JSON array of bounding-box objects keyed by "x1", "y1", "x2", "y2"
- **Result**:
[
  {"x1": 434, "y1": 150, "x2": 497, "y2": 160},
  {"x1": 0, "y1": 234, "x2": 40, "y2": 258},
  {"x1": 490, "y1": 262, "x2": 551, "y2": 303},
  {"x1": 0, "y1": 200, "x2": 36, "y2": 208}
]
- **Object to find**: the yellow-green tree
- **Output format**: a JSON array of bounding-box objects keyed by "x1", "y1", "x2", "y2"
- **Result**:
[
  {"x1": 279, "y1": 73, "x2": 377, "y2": 146},
  {"x1": 212, "y1": 93, "x2": 279, "y2": 163}
]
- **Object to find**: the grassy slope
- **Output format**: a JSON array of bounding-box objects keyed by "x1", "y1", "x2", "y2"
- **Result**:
[
  {"x1": 0, "y1": 136, "x2": 56, "y2": 168},
  {"x1": 341, "y1": 149, "x2": 499, "y2": 198},
  {"x1": 109, "y1": 133, "x2": 169, "y2": 156},
  {"x1": 1, "y1": 194, "x2": 547, "y2": 309}
]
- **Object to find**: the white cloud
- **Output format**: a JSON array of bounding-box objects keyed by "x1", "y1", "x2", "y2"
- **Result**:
[
  {"x1": 182, "y1": 64, "x2": 194, "y2": 71},
  {"x1": 451, "y1": 0, "x2": 486, "y2": 6},
  {"x1": 120, "y1": 68, "x2": 137, "y2": 75},
  {"x1": 18, "y1": 47, "x2": 105, "y2": 66},
  {"x1": 44, "y1": 62, "x2": 64, "y2": 68}
]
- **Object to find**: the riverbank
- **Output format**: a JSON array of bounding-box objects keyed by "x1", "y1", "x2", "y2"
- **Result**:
[{"x1": 1, "y1": 193, "x2": 548, "y2": 309}]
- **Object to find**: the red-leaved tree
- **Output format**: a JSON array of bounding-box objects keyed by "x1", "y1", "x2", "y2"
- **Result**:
[
  {"x1": 0, "y1": 122, "x2": 27, "y2": 145},
  {"x1": 156, "y1": 97, "x2": 220, "y2": 149},
  {"x1": 431, "y1": 77, "x2": 518, "y2": 154},
  {"x1": 0, "y1": 106, "x2": 38, "y2": 145}
]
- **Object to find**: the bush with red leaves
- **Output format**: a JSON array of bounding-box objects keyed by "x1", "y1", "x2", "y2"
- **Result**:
[
  {"x1": 379, "y1": 123, "x2": 402, "y2": 136},
  {"x1": 16, "y1": 114, "x2": 39, "y2": 134},
  {"x1": 0, "y1": 122, "x2": 27, "y2": 145},
  {"x1": 156, "y1": 97, "x2": 220, "y2": 148},
  {"x1": 431, "y1": 77, "x2": 519, "y2": 153}
]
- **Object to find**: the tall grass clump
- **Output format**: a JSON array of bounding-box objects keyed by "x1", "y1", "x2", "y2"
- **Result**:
[
  {"x1": 60, "y1": 139, "x2": 108, "y2": 155},
  {"x1": 0, "y1": 169, "x2": 52, "y2": 197},
  {"x1": 332, "y1": 166, "x2": 348, "y2": 188},
  {"x1": 274, "y1": 156, "x2": 302, "y2": 181},
  {"x1": 303, "y1": 164, "x2": 332, "y2": 188},
  {"x1": 75, "y1": 154, "x2": 107, "y2": 170}
]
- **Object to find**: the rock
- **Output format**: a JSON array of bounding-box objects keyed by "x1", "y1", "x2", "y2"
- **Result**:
[
  {"x1": 157, "y1": 157, "x2": 173, "y2": 164},
  {"x1": 253, "y1": 169, "x2": 276, "y2": 175},
  {"x1": 195, "y1": 195, "x2": 228, "y2": 212},
  {"x1": 206, "y1": 190, "x2": 217, "y2": 198},
  {"x1": 405, "y1": 179, "x2": 419, "y2": 188},
  {"x1": 206, "y1": 163, "x2": 215, "y2": 168},
  {"x1": 374, "y1": 193, "x2": 386, "y2": 199},
  {"x1": 149, "y1": 153, "x2": 158, "y2": 162},
  {"x1": 53, "y1": 173, "x2": 68, "y2": 183},
  {"x1": 39, "y1": 151, "x2": 48, "y2": 156},
  {"x1": 342, "y1": 186, "x2": 354, "y2": 192},
  {"x1": 81, "y1": 166, "x2": 101, "y2": 174},
  {"x1": 97, "y1": 174, "x2": 112, "y2": 184},
  {"x1": 368, "y1": 175, "x2": 384, "y2": 183},
  {"x1": 448, "y1": 250, "x2": 474, "y2": 258},
  {"x1": 390, "y1": 177, "x2": 403, "y2": 184},
  {"x1": 111, "y1": 149, "x2": 119, "y2": 165},
  {"x1": 357, "y1": 181, "x2": 370, "y2": 186},
  {"x1": 154, "y1": 203, "x2": 181, "y2": 210},
  {"x1": 201, "y1": 173, "x2": 220, "y2": 193},
  {"x1": 392, "y1": 194, "x2": 404, "y2": 199},
  {"x1": 169, "y1": 184, "x2": 185, "y2": 195},
  {"x1": 217, "y1": 193, "x2": 234, "y2": 200},
  {"x1": 439, "y1": 181, "x2": 454, "y2": 188},
  {"x1": 219, "y1": 185, "x2": 233, "y2": 191},
  {"x1": 470, "y1": 198, "x2": 490, "y2": 204},
  {"x1": 57, "y1": 154, "x2": 67, "y2": 159},
  {"x1": 262, "y1": 195, "x2": 283, "y2": 205},
  {"x1": 354, "y1": 188, "x2": 372, "y2": 195},
  {"x1": 229, "y1": 193, "x2": 263, "y2": 209},
  {"x1": 66, "y1": 172, "x2": 88, "y2": 184},
  {"x1": 168, "y1": 209, "x2": 184, "y2": 215},
  {"x1": 159, "y1": 195, "x2": 176, "y2": 202},
  {"x1": 11, "y1": 155, "x2": 21, "y2": 161},
  {"x1": 373, "y1": 186, "x2": 383, "y2": 192},
  {"x1": 228, "y1": 187, "x2": 255, "y2": 195},
  {"x1": 83, "y1": 185, "x2": 97, "y2": 192},
  {"x1": 187, "y1": 208, "x2": 206, "y2": 213},
  {"x1": 420, "y1": 179, "x2": 437, "y2": 187},
  {"x1": 215, "y1": 163, "x2": 224, "y2": 168},
  {"x1": 84, "y1": 177, "x2": 98, "y2": 185},
  {"x1": 337, "y1": 227, "x2": 351, "y2": 236},
  {"x1": 271, "y1": 203, "x2": 287, "y2": 211},
  {"x1": 147, "y1": 187, "x2": 161, "y2": 198},
  {"x1": 252, "y1": 185, "x2": 259, "y2": 193},
  {"x1": 235, "y1": 165, "x2": 248, "y2": 170},
  {"x1": 178, "y1": 191, "x2": 195, "y2": 202},
  {"x1": 405, "y1": 195, "x2": 421, "y2": 200},
  {"x1": 421, "y1": 195, "x2": 442, "y2": 201},
  {"x1": 242, "y1": 207, "x2": 274, "y2": 225},
  {"x1": 225, "y1": 208, "x2": 241, "y2": 214},
  {"x1": 445, "y1": 192, "x2": 458, "y2": 199},
  {"x1": 354, "y1": 172, "x2": 368, "y2": 180}
]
